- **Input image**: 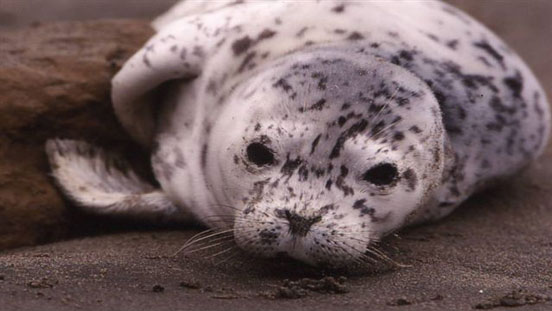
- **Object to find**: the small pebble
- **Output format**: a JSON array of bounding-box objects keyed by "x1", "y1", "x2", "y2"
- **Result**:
[
  {"x1": 152, "y1": 285, "x2": 165, "y2": 293},
  {"x1": 179, "y1": 280, "x2": 201, "y2": 289}
]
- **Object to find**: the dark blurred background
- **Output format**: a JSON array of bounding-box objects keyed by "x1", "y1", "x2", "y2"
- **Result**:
[
  {"x1": 1, "y1": 0, "x2": 550, "y2": 91},
  {"x1": 0, "y1": 0, "x2": 177, "y2": 27}
]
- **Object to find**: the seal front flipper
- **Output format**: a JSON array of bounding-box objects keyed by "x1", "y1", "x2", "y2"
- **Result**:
[
  {"x1": 111, "y1": 7, "x2": 255, "y2": 147},
  {"x1": 45, "y1": 139, "x2": 191, "y2": 223}
]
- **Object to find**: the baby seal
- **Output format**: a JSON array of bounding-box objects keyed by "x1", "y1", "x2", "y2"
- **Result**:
[{"x1": 46, "y1": 0, "x2": 550, "y2": 266}]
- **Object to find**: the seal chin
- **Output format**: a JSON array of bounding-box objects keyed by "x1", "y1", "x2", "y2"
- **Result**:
[
  {"x1": 278, "y1": 236, "x2": 326, "y2": 266},
  {"x1": 281, "y1": 233, "x2": 370, "y2": 267}
]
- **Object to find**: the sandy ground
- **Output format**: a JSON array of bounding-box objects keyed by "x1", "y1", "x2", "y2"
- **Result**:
[
  {"x1": 1, "y1": 1, "x2": 551, "y2": 310},
  {"x1": 1, "y1": 166, "x2": 551, "y2": 310}
]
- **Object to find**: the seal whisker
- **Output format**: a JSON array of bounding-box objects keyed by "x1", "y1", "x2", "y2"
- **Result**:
[
  {"x1": 339, "y1": 233, "x2": 395, "y2": 265},
  {"x1": 366, "y1": 245, "x2": 407, "y2": 268},
  {"x1": 174, "y1": 228, "x2": 236, "y2": 255},
  {"x1": 331, "y1": 239, "x2": 377, "y2": 266},
  {"x1": 319, "y1": 229, "x2": 388, "y2": 267},
  {"x1": 278, "y1": 97, "x2": 293, "y2": 120},
  {"x1": 180, "y1": 239, "x2": 235, "y2": 256},
  {"x1": 319, "y1": 234, "x2": 368, "y2": 264},
  {"x1": 209, "y1": 203, "x2": 241, "y2": 212},
  {"x1": 173, "y1": 228, "x2": 217, "y2": 254},
  {"x1": 206, "y1": 244, "x2": 239, "y2": 260},
  {"x1": 332, "y1": 225, "x2": 375, "y2": 236},
  {"x1": 214, "y1": 249, "x2": 244, "y2": 266},
  {"x1": 366, "y1": 83, "x2": 400, "y2": 128},
  {"x1": 366, "y1": 118, "x2": 402, "y2": 141},
  {"x1": 364, "y1": 246, "x2": 391, "y2": 263},
  {"x1": 182, "y1": 228, "x2": 235, "y2": 245},
  {"x1": 200, "y1": 215, "x2": 239, "y2": 221},
  {"x1": 184, "y1": 234, "x2": 236, "y2": 251}
]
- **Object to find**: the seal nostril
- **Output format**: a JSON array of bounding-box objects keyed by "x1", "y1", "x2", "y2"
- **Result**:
[
  {"x1": 284, "y1": 210, "x2": 321, "y2": 237},
  {"x1": 284, "y1": 209, "x2": 292, "y2": 219}
]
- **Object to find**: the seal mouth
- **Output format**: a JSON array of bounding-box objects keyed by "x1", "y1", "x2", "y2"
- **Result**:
[{"x1": 232, "y1": 203, "x2": 380, "y2": 266}]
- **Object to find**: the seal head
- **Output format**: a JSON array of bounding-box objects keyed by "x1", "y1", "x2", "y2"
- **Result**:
[{"x1": 207, "y1": 48, "x2": 445, "y2": 265}]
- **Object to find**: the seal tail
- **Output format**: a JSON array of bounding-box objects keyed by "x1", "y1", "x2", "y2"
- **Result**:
[{"x1": 45, "y1": 139, "x2": 190, "y2": 222}]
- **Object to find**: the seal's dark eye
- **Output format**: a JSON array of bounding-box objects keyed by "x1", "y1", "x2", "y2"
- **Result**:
[
  {"x1": 363, "y1": 163, "x2": 398, "y2": 186},
  {"x1": 246, "y1": 142, "x2": 275, "y2": 166}
]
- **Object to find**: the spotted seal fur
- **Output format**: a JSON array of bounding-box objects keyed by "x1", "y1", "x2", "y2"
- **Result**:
[{"x1": 45, "y1": 0, "x2": 550, "y2": 266}]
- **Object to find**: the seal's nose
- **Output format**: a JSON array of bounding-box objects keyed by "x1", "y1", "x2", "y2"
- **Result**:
[{"x1": 284, "y1": 210, "x2": 321, "y2": 237}]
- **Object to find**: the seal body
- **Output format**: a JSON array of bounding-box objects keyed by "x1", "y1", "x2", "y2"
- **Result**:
[{"x1": 47, "y1": 0, "x2": 550, "y2": 266}]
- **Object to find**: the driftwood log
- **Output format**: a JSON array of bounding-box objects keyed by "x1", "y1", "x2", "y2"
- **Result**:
[{"x1": 0, "y1": 20, "x2": 153, "y2": 249}]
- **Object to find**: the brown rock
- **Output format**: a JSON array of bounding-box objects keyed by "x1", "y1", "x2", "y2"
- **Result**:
[{"x1": 0, "y1": 20, "x2": 154, "y2": 249}]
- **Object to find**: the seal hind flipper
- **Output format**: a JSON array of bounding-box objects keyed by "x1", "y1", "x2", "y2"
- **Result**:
[{"x1": 45, "y1": 139, "x2": 191, "y2": 223}]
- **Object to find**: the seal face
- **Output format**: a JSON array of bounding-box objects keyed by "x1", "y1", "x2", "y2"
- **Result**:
[
  {"x1": 46, "y1": 0, "x2": 550, "y2": 266},
  {"x1": 212, "y1": 50, "x2": 445, "y2": 264}
]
